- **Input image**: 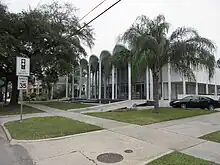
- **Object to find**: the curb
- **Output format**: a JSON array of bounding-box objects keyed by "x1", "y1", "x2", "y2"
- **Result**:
[
  {"x1": 140, "y1": 150, "x2": 174, "y2": 165},
  {"x1": 9, "y1": 129, "x2": 105, "y2": 144},
  {"x1": 1, "y1": 124, "x2": 12, "y2": 142}
]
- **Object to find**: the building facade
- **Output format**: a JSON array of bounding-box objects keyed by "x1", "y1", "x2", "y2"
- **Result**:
[{"x1": 81, "y1": 57, "x2": 220, "y2": 101}]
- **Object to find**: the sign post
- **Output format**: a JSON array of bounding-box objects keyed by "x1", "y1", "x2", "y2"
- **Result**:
[
  {"x1": 16, "y1": 57, "x2": 30, "y2": 122},
  {"x1": 17, "y1": 76, "x2": 28, "y2": 122},
  {"x1": 20, "y1": 89, "x2": 23, "y2": 121}
]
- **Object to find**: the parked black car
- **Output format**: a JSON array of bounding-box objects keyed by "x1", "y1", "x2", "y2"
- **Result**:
[{"x1": 170, "y1": 96, "x2": 220, "y2": 110}]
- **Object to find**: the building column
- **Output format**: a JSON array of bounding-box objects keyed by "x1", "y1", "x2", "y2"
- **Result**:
[
  {"x1": 99, "y1": 60, "x2": 102, "y2": 100},
  {"x1": 72, "y1": 71, "x2": 74, "y2": 99},
  {"x1": 112, "y1": 65, "x2": 115, "y2": 99},
  {"x1": 206, "y1": 83, "x2": 209, "y2": 95},
  {"x1": 195, "y1": 83, "x2": 198, "y2": 95},
  {"x1": 94, "y1": 72, "x2": 97, "y2": 99},
  {"x1": 104, "y1": 76, "x2": 107, "y2": 99},
  {"x1": 214, "y1": 73, "x2": 217, "y2": 96},
  {"x1": 161, "y1": 82, "x2": 164, "y2": 100},
  {"x1": 146, "y1": 67, "x2": 149, "y2": 100},
  {"x1": 195, "y1": 70, "x2": 198, "y2": 95},
  {"x1": 168, "y1": 63, "x2": 171, "y2": 101},
  {"x1": 79, "y1": 66, "x2": 82, "y2": 98},
  {"x1": 88, "y1": 63, "x2": 91, "y2": 99},
  {"x1": 183, "y1": 76, "x2": 186, "y2": 95},
  {"x1": 115, "y1": 68, "x2": 118, "y2": 99},
  {"x1": 65, "y1": 75, "x2": 68, "y2": 99},
  {"x1": 128, "y1": 62, "x2": 132, "y2": 100},
  {"x1": 150, "y1": 69, "x2": 153, "y2": 100},
  {"x1": 92, "y1": 72, "x2": 96, "y2": 99}
]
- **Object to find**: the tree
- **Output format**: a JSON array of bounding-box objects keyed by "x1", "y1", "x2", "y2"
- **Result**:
[
  {"x1": 119, "y1": 15, "x2": 216, "y2": 109},
  {"x1": 217, "y1": 59, "x2": 220, "y2": 68},
  {"x1": 0, "y1": 1, "x2": 94, "y2": 105}
]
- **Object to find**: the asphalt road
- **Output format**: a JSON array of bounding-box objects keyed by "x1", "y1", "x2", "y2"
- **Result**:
[{"x1": 0, "y1": 127, "x2": 34, "y2": 165}]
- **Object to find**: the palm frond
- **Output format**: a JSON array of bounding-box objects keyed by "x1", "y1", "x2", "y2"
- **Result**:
[
  {"x1": 112, "y1": 44, "x2": 131, "y2": 68},
  {"x1": 169, "y1": 34, "x2": 216, "y2": 80},
  {"x1": 170, "y1": 27, "x2": 198, "y2": 41}
]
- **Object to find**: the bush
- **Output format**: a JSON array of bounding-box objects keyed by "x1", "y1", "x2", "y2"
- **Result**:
[
  {"x1": 23, "y1": 96, "x2": 30, "y2": 101},
  {"x1": 30, "y1": 92, "x2": 36, "y2": 99}
]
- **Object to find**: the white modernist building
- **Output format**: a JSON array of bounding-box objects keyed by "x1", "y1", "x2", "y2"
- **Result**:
[{"x1": 71, "y1": 56, "x2": 220, "y2": 101}]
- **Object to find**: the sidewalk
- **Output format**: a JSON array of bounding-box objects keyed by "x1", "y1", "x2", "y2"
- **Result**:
[
  {"x1": 0, "y1": 113, "x2": 54, "y2": 125},
  {"x1": 26, "y1": 103, "x2": 130, "y2": 129},
  {"x1": 17, "y1": 103, "x2": 220, "y2": 164}
]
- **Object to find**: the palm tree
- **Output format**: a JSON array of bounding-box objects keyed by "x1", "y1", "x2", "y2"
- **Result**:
[
  {"x1": 120, "y1": 15, "x2": 216, "y2": 109},
  {"x1": 101, "y1": 51, "x2": 112, "y2": 98}
]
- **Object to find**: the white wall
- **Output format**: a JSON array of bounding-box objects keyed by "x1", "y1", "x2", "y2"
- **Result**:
[
  {"x1": 162, "y1": 65, "x2": 168, "y2": 82},
  {"x1": 167, "y1": 67, "x2": 220, "y2": 85},
  {"x1": 215, "y1": 68, "x2": 220, "y2": 84}
]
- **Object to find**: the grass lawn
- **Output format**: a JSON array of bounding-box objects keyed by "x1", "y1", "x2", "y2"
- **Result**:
[
  {"x1": 200, "y1": 131, "x2": 220, "y2": 143},
  {"x1": 5, "y1": 116, "x2": 102, "y2": 140},
  {"x1": 147, "y1": 152, "x2": 219, "y2": 165},
  {"x1": 0, "y1": 105, "x2": 43, "y2": 116},
  {"x1": 87, "y1": 108, "x2": 215, "y2": 125},
  {"x1": 33, "y1": 101, "x2": 93, "y2": 110}
]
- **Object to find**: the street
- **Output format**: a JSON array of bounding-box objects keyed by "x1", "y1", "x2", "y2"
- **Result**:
[{"x1": 0, "y1": 126, "x2": 33, "y2": 165}]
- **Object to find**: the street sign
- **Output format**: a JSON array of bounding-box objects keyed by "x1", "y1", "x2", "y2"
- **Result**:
[
  {"x1": 17, "y1": 76, "x2": 28, "y2": 90},
  {"x1": 16, "y1": 57, "x2": 30, "y2": 76}
]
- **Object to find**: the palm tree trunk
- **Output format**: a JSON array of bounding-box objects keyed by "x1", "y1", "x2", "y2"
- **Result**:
[{"x1": 152, "y1": 72, "x2": 160, "y2": 110}]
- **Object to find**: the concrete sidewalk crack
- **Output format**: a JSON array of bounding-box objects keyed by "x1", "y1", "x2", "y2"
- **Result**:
[
  {"x1": 78, "y1": 150, "x2": 98, "y2": 165},
  {"x1": 39, "y1": 150, "x2": 78, "y2": 161},
  {"x1": 178, "y1": 140, "x2": 206, "y2": 152}
]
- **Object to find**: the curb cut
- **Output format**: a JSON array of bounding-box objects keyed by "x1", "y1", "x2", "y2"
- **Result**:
[
  {"x1": 1, "y1": 124, "x2": 12, "y2": 142},
  {"x1": 140, "y1": 150, "x2": 174, "y2": 165}
]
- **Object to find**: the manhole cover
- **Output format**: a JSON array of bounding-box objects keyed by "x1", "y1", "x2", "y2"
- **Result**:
[
  {"x1": 97, "y1": 153, "x2": 124, "y2": 163},
  {"x1": 124, "y1": 149, "x2": 133, "y2": 153}
]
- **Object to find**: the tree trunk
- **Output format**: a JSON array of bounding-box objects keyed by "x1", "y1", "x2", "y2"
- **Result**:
[
  {"x1": 160, "y1": 69, "x2": 163, "y2": 100},
  {"x1": 9, "y1": 75, "x2": 19, "y2": 105},
  {"x1": 152, "y1": 72, "x2": 160, "y2": 110},
  {"x1": 4, "y1": 79, "x2": 8, "y2": 104},
  {"x1": 47, "y1": 82, "x2": 52, "y2": 100}
]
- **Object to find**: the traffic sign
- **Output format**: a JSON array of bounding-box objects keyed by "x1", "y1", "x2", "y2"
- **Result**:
[
  {"x1": 16, "y1": 57, "x2": 30, "y2": 76},
  {"x1": 17, "y1": 76, "x2": 28, "y2": 90}
]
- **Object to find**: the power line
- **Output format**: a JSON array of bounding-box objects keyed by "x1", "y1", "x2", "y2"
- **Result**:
[
  {"x1": 75, "y1": 0, "x2": 122, "y2": 35},
  {"x1": 79, "y1": 0, "x2": 107, "y2": 22}
]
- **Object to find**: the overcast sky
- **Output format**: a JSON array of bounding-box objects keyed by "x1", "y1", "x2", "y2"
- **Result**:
[{"x1": 5, "y1": 0, "x2": 220, "y2": 60}]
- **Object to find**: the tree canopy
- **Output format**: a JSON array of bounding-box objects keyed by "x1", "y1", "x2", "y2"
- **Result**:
[
  {"x1": 0, "y1": 1, "x2": 94, "y2": 104},
  {"x1": 118, "y1": 14, "x2": 216, "y2": 108}
]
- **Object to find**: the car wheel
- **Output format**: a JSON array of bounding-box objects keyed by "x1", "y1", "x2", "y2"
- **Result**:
[
  {"x1": 180, "y1": 104, "x2": 186, "y2": 109},
  {"x1": 208, "y1": 105, "x2": 215, "y2": 111}
]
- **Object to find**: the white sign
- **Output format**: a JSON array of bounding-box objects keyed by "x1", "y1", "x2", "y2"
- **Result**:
[
  {"x1": 16, "y1": 57, "x2": 30, "y2": 76},
  {"x1": 18, "y1": 76, "x2": 28, "y2": 90}
]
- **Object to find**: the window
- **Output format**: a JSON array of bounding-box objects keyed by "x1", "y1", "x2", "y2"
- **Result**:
[
  {"x1": 200, "y1": 97, "x2": 211, "y2": 101},
  {"x1": 182, "y1": 96, "x2": 193, "y2": 101},
  {"x1": 182, "y1": 96, "x2": 199, "y2": 101}
]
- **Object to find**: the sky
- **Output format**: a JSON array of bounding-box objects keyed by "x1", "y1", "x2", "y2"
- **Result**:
[{"x1": 5, "y1": 0, "x2": 220, "y2": 60}]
